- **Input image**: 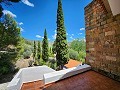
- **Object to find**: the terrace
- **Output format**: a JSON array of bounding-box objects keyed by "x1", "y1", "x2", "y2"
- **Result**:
[
  {"x1": 7, "y1": 0, "x2": 120, "y2": 90},
  {"x1": 7, "y1": 64, "x2": 92, "y2": 90}
]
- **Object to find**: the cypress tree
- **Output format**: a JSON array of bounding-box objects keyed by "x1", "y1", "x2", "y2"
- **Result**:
[
  {"x1": 33, "y1": 41, "x2": 36, "y2": 61},
  {"x1": 42, "y1": 29, "x2": 49, "y2": 62},
  {"x1": 52, "y1": 40, "x2": 56, "y2": 54},
  {"x1": 56, "y1": 0, "x2": 68, "y2": 69},
  {"x1": 49, "y1": 47, "x2": 52, "y2": 54},
  {"x1": 37, "y1": 41, "x2": 41, "y2": 59}
]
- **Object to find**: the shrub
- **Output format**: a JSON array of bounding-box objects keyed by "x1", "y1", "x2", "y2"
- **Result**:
[
  {"x1": 0, "y1": 66, "x2": 9, "y2": 74},
  {"x1": 0, "y1": 52, "x2": 16, "y2": 75},
  {"x1": 78, "y1": 51, "x2": 86, "y2": 63},
  {"x1": 23, "y1": 50, "x2": 32, "y2": 59},
  {"x1": 28, "y1": 60, "x2": 33, "y2": 67},
  {"x1": 68, "y1": 49, "x2": 79, "y2": 60}
]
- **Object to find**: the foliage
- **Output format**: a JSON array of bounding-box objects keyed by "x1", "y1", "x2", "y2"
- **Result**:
[
  {"x1": 48, "y1": 58, "x2": 57, "y2": 70},
  {"x1": 78, "y1": 51, "x2": 86, "y2": 63},
  {"x1": 23, "y1": 50, "x2": 32, "y2": 59},
  {"x1": 28, "y1": 60, "x2": 33, "y2": 67},
  {"x1": 0, "y1": 14, "x2": 20, "y2": 75},
  {"x1": 0, "y1": 52, "x2": 17, "y2": 75},
  {"x1": 37, "y1": 41, "x2": 41, "y2": 59},
  {"x1": 42, "y1": 29, "x2": 49, "y2": 62},
  {"x1": 52, "y1": 40, "x2": 56, "y2": 54},
  {"x1": 49, "y1": 47, "x2": 54, "y2": 57},
  {"x1": 0, "y1": 5, "x2": 3, "y2": 17},
  {"x1": 69, "y1": 39, "x2": 86, "y2": 63},
  {"x1": 17, "y1": 38, "x2": 33, "y2": 59},
  {"x1": 69, "y1": 49, "x2": 79, "y2": 60},
  {"x1": 0, "y1": 14, "x2": 20, "y2": 50},
  {"x1": 70, "y1": 39, "x2": 86, "y2": 52},
  {"x1": 56, "y1": 0, "x2": 68, "y2": 69},
  {"x1": 33, "y1": 41, "x2": 36, "y2": 60}
]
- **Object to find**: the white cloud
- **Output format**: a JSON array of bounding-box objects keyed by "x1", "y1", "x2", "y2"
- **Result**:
[
  {"x1": 84, "y1": 39, "x2": 86, "y2": 42},
  {"x1": 70, "y1": 36, "x2": 74, "y2": 40},
  {"x1": 48, "y1": 38, "x2": 50, "y2": 41},
  {"x1": 80, "y1": 28, "x2": 85, "y2": 31},
  {"x1": 52, "y1": 33, "x2": 57, "y2": 39},
  {"x1": 55, "y1": 30, "x2": 57, "y2": 33},
  {"x1": 22, "y1": 0, "x2": 34, "y2": 7},
  {"x1": 2, "y1": 10, "x2": 17, "y2": 18},
  {"x1": 72, "y1": 34, "x2": 74, "y2": 36},
  {"x1": 83, "y1": 37, "x2": 86, "y2": 42},
  {"x1": 36, "y1": 35, "x2": 41, "y2": 38},
  {"x1": 19, "y1": 22, "x2": 23, "y2": 25},
  {"x1": 52, "y1": 30, "x2": 57, "y2": 39},
  {"x1": 20, "y1": 27, "x2": 24, "y2": 32},
  {"x1": 66, "y1": 33, "x2": 68, "y2": 35},
  {"x1": 78, "y1": 33, "x2": 82, "y2": 35}
]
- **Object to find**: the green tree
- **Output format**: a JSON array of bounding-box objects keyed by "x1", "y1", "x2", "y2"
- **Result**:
[
  {"x1": 33, "y1": 41, "x2": 36, "y2": 60},
  {"x1": 52, "y1": 40, "x2": 56, "y2": 54},
  {"x1": 0, "y1": 14, "x2": 20, "y2": 75},
  {"x1": 49, "y1": 47, "x2": 52, "y2": 54},
  {"x1": 69, "y1": 49, "x2": 79, "y2": 60},
  {"x1": 69, "y1": 39, "x2": 86, "y2": 63},
  {"x1": 0, "y1": 14, "x2": 20, "y2": 50},
  {"x1": 70, "y1": 39, "x2": 86, "y2": 52},
  {"x1": 42, "y1": 29, "x2": 49, "y2": 62},
  {"x1": 56, "y1": 0, "x2": 68, "y2": 69},
  {"x1": 37, "y1": 41, "x2": 41, "y2": 59}
]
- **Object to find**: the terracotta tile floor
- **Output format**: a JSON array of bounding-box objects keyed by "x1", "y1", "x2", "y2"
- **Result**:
[
  {"x1": 21, "y1": 80, "x2": 44, "y2": 90},
  {"x1": 21, "y1": 71, "x2": 120, "y2": 90}
]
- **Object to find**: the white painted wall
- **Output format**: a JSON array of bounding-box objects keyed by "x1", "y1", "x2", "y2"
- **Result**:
[
  {"x1": 43, "y1": 64, "x2": 91, "y2": 84},
  {"x1": 7, "y1": 66, "x2": 55, "y2": 90},
  {"x1": 7, "y1": 65, "x2": 91, "y2": 90}
]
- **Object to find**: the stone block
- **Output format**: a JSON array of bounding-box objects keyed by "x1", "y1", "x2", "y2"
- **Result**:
[
  {"x1": 115, "y1": 15, "x2": 120, "y2": 20},
  {"x1": 118, "y1": 67, "x2": 120, "y2": 76},
  {"x1": 105, "y1": 31, "x2": 115, "y2": 36},
  {"x1": 110, "y1": 21, "x2": 118, "y2": 27},
  {"x1": 89, "y1": 42, "x2": 94, "y2": 45},
  {"x1": 106, "y1": 56, "x2": 116, "y2": 61},
  {"x1": 107, "y1": 18, "x2": 113, "y2": 23},
  {"x1": 89, "y1": 48, "x2": 95, "y2": 51}
]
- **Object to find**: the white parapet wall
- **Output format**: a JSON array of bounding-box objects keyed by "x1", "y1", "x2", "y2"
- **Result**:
[
  {"x1": 7, "y1": 66, "x2": 55, "y2": 90},
  {"x1": 7, "y1": 64, "x2": 91, "y2": 90},
  {"x1": 43, "y1": 64, "x2": 91, "y2": 85},
  {"x1": 7, "y1": 69, "x2": 23, "y2": 90}
]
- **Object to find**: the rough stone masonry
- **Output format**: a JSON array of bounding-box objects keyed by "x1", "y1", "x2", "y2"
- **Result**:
[{"x1": 85, "y1": 0, "x2": 120, "y2": 81}]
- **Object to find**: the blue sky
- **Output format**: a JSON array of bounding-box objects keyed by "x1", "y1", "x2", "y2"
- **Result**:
[{"x1": 3, "y1": 0, "x2": 92, "y2": 42}]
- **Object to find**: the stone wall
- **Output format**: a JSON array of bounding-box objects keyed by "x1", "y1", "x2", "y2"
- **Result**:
[{"x1": 85, "y1": 0, "x2": 120, "y2": 81}]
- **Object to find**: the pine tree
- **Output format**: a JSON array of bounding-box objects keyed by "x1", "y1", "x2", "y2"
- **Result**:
[
  {"x1": 37, "y1": 41, "x2": 41, "y2": 59},
  {"x1": 33, "y1": 41, "x2": 36, "y2": 61},
  {"x1": 56, "y1": 0, "x2": 68, "y2": 69},
  {"x1": 0, "y1": 14, "x2": 20, "y2": 75},
  {"x1": 42, "y1": 29, "x2": 49, "y2": 62},
  {"x1": 0, "y1": 14, "x2": 20, "y2": 50}
]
